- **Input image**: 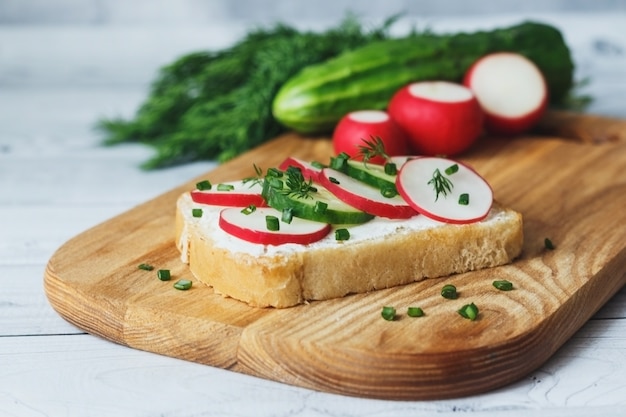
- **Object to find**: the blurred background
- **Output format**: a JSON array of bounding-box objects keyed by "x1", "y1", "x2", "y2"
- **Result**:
[
  {"x1": 2, "y1": 0, "x2": 626, "y2": 25},
  {"x1": 1, "y1": 0, "x2": 625, "y2": 155}
]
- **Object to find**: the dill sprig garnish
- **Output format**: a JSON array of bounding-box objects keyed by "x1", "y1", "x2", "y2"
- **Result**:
[
  {"x1": 358, "y1": 136, "x2": 389, "y2": 165},
  {"x1": 283, "y1": 166, "x2": 317, "y2": 199},
  {"x1": 96, "y1": 15, "x2": 400, "y2": 169},
  {"x1": 242, "y1": 164, "x2": 264, "y2": 187},
  {"x1": 428, "y1": 168, "x2": 454, "y2": 201}
]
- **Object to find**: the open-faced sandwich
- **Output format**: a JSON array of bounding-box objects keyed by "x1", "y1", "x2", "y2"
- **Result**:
[{"x1": 175, "y1": 151, "x2": 523, "y2": 308}]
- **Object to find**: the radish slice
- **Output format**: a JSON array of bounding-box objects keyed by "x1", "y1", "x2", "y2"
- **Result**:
[
  {"x1": 464, "y1": 52, "x2": 548, "y2": 135},
  {"x1": 397, "y1": 157, "x2": 493, "y2": 224},
  {"x1": 278, "y1": 156, "x2": 322, "y2": 181},
  {"x1": 191, "y1": 180, "x2": 267, "y2": 207},
  {"x1": 219, "y1": 207, "x2": 331, "y2": 245},
  {"x1": 319, "y1": 168, "x2": 417, "y2": 219}
]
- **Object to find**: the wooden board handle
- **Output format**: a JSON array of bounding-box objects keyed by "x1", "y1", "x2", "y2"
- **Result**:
[{"x1": 534, "y1": 110, "x2": 626, "y2": 143}]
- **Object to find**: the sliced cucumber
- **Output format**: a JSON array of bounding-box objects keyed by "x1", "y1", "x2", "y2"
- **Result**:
[
  {"x1": 342, "y1": 160, "x2": 397, "y2": 190},
  {"x1": 263, "y1": 178, "x2": 373, "y2": 225}
]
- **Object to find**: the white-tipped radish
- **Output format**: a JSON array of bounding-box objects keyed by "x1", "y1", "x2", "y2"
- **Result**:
[
  {"x1": 464, "y1": 52, "x2": 548, "y2": 135},
  {"x1": 396, "y1": 157, "x2": 493, "y2": 224},
  {"x1": 219, "y1": 207, "x2": 331, "y2": 245},
  {"x1": 387, "y1": 81, "x2": 484, "y2": 156},
  {"x1": 332, "y1": 110, "x2": 409, "y2": 163},
  {"x1": 191, "y1": 180, "x2": 267, "y2": 207},
  {"x1": 278, "y1": 156, "x2": 322, "y2": 181},
  {"x1": 319, "y1": 168, "x2": 417, "y2": 219}
]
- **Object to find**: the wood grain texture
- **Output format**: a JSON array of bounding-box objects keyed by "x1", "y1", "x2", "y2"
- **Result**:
[{"x1": 44, "y1": 112, "x2": 626, "y2": 400}]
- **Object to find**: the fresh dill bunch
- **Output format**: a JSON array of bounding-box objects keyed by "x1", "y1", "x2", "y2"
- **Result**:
[{"x1": 97, "y1": 15, "x2": 401, "y2": 169}]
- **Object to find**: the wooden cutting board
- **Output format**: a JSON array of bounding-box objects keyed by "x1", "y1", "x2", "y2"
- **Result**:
[{"x1": 44, "y1": 111, "x2": 626, "y2": 400}]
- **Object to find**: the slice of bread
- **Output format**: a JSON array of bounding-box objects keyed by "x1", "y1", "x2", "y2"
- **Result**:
[{"x1": 175, "y1": 192, "x2": 523, "y2": 308}]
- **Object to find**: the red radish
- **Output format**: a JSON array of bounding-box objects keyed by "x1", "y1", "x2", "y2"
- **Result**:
[
  {"x1": 396, "y1": 157, "x2": 493, "y2": 224},
  {"x1": 319, "y1": 168, "x2": 417, "y2": 219},
  {"x1": 279, "y1": 156, "x2": 322, "y2": 181},
  {"x1": 464, "y1": 52, "x2": 548, "y2": 135},
  {"x1": 387, "y1": 81, "x2": 483, "y2": 156},
  {"x1": 191, "y1": 180, "x2": 267, "y2": 207},
  {"x1": 332, "y1": 110, "x2": 409, "y2": 163},
  {"x1": 219, "y1": 207, "x2": 331, "y2": 245}
]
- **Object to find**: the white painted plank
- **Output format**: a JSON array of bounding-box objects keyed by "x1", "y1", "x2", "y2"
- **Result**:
[
  {"x1": 0, "y1": 326, "x2": 624, "y2": 417},
  {"x1": 0, "y1": 265, "x2": 83, "y2": 336}
]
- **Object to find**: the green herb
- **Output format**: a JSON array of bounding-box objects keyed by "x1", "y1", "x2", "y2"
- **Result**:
[
  {"x1": 283, "y1": 166, "x2": 317, "y2": 199},
  {"x1": 266, "y1": 167, "x2": 283, "y2": 178},
  {"x1": 330, "y1": 153, "x2": 350, "y2": 170},
  {"x1": 493, "y1": 279, "x2": 514, "y2": 291},
  {"x1": 441, "y1": 284, "x2": 458, "y2": 299},
  {"x1": 384, "y1": 162, "x2": 397, "y2": 175},
  {"x1": 157, "y1": 269, "x2": 171, "y2": 281},
  {"x1": 268, "y1": 177, "x2": 284, "y2": 190},
  {"x1": 243, "y1": 164, "x2": 264, "y2": 187},
  {"x1": 266, "y1": 215, "x2": 280, "y2": 231},
  {"x1": 281, "y1": 208, "x2": 294, "y2": 224},
  {"x1": 192, "y1": 208, "x2": 203, "y2": 218},
  {"x1": 314, "y1": 201, "x2": 328, "y2": 214},
  {"x1": 138, "y1": 263, "x2": 154, "y2": 271},
  {"x1": 173, "y1": 279, "x2": 193, "y2": 290},
  {"x1": 311, "y1": 161, "x2": 326, "y2": 169},
  {"x1": 358, "y1": 136, "x2": 389, "y2": 164},
  {"x1": 381, "y1": 306, "x2": 396, "y2": 321},
  {"x1": 380, "y1": 185, "x2": 398, "y2": 198},
  {"x1": 407, "y1": 306, "x2": 424, "y2": 317},
  {"x1": 458, "y1": 193, "x2": 469, "y2": 205},
  {"x1": 445, "y1": 164, "x2": 459, "y2": 175},
  {"x1": 241, "y1": 204, "x2": 256, "y2": 215},
  {"x1": 217, "y1": 183, "x2": 235, "y2": 191},
  {"x1": 195, "y1": 180, "x2": 212, "y2": 191},
  {"x1": 458, "y1": 303, "x2": 479, "y2": 321},
  {"x1": 335, "y1": 228, "x2": 350, "y2": 241},
  {"x1": 97, "y1": 15, "x2": 398, "y2": 169},
  {"x1": 544, "y1": 238, "x2": 555, "y2": 250},
  {"x1": 428, "y1": 168, "x2": 454, "y2": 201}
]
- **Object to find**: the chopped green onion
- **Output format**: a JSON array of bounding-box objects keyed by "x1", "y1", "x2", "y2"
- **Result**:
[
  {"x1": 445, "y1": 164, "x2": 459, "y2": 175},
  {"x1": 266, "y1": 215, "x2": 280, "y2": 231},
  {"x1": 266, "y1": 167, "x2": 283, "y2": 178},
  {"x1": 192, "y1": 208, "x2": 203, "y2": 218},
  {"x1": 281, "y1": 208, "x2": 293, "y2": 224},
  {"x1": 458, "y1": 193, "x2": 470, "y2": 205},
  {"x1": 138, "y1": 263, "x2": 154, "y2": 271},
  {"x1": 173, "y1": 279, "x2": 193, "y2": 290},
  {"x1": 493, "y1": 279, "x2": 514, "y2": 291},
  {"x1": 384, "y1": 162, "x2": 398, "y2": 175},
  {"x1": 311, "y1": 161, "x2": 326, "y2": 169},
  {"x1": 157, "y1": 269, "x2": 171, "y2": 281},
  {"x1": 335, "y1": 228, "x2": 350, "y2": 241},
  {"x1": 381, "y1": 306, "x2": 396, "y2": 321},
  {"x1": 195, "y1": 180, "x2": 212, "y2": 191},
  {"x1": 407, "y1": 306, "x2": 424, "y2": 317},
  {"x1": 330, "y1": 154, "x2": 349, "y2": 170},
  {"x1": 268, "y1": 177, "x2": 283, "y2": 190},
  {"x1": 314, "y1": 201, "x2": 328, "y2": 214},
  {"x1": 329, "y1": 177, "x2": 340, "y2": 184},
  {"x1": 241, "y1": 204, "x2": 256, "y2": 215},
  {"x1": 458, "y1": 302, "x2": 479, "y2": 321},
  {"x1": 380, "y1": 185, "x2": 398, "y2": 198},
  {"x1": 544, "y1": 238, "x2": 555, "y2": 250},
  {"x1": 441, "y1": 284, "x2": 458, "y2": 299},
  {"x1": 217, "y1": 183, "x2": 235, "y2": 192}
]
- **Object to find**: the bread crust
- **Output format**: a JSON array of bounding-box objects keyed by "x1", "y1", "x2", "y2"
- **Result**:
[{"x1": 176, "y1": 193, "x2": 523, "y2": 308}]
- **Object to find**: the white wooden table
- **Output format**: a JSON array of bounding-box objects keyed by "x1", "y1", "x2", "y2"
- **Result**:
[{"x1": 1, "y1": 12, "x2": 625, "y2": 417}]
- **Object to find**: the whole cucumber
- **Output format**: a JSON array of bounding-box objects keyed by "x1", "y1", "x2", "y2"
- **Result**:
[{"x1": 272, "y1": 21, "x2": 574, "y2": 134}]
